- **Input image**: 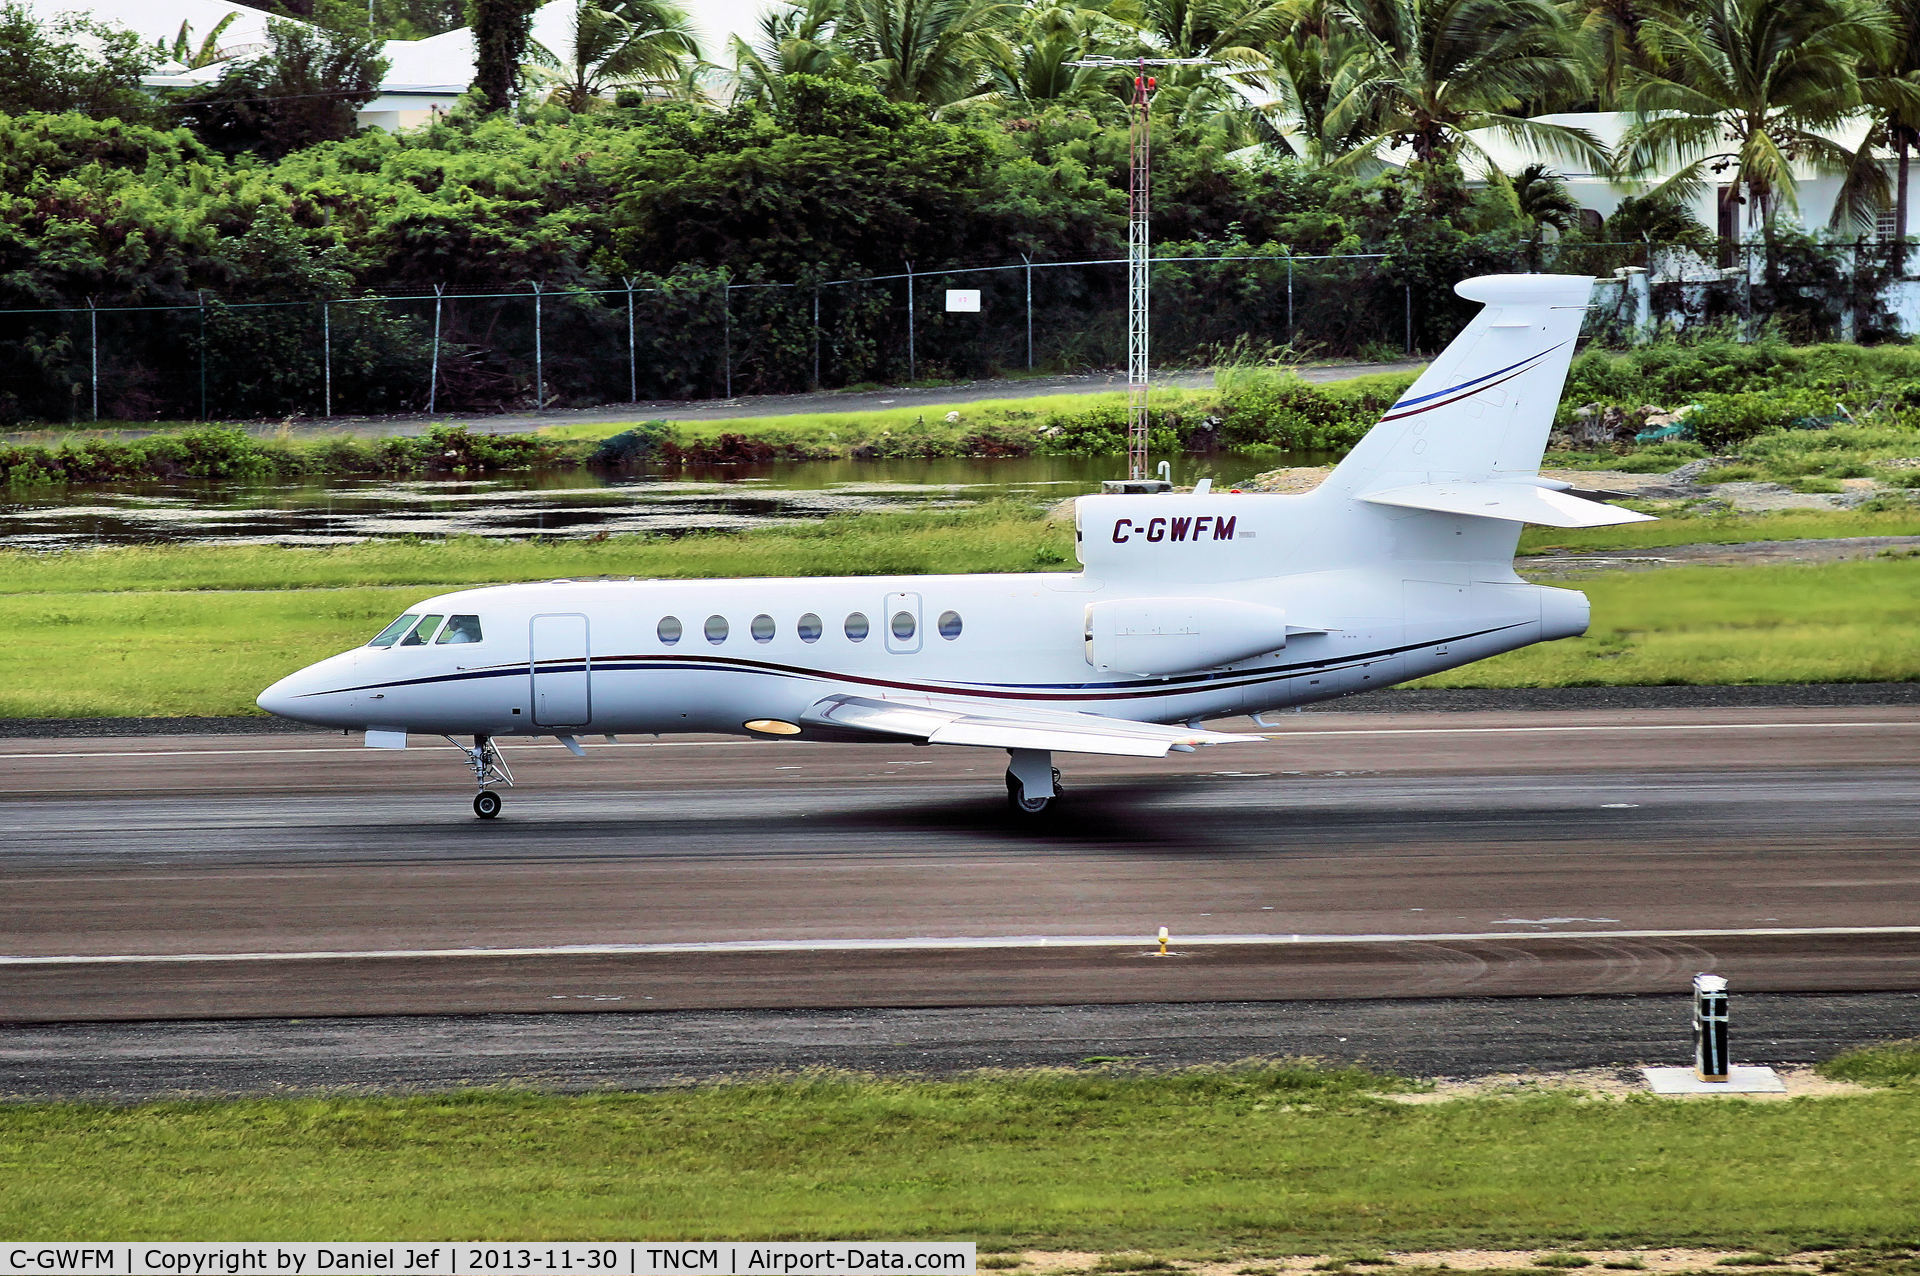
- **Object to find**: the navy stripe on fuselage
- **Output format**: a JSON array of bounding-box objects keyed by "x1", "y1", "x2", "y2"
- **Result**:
[{"x1": 301, "y1": 623, "x2": 1526, "y2": 705}]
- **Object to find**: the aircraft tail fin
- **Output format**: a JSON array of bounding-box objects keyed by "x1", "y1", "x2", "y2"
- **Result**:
[{"x1": 1323, "y1": 274, "x2": 1594, "y2": 501}]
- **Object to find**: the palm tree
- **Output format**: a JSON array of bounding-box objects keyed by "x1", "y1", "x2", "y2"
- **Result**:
[
  {"x1": 988, "y1": 1, "x2": 1130, "y2": 107},
  {"x1": 1857, "y1": 0, "x2": 1920, "y2": 256},
  {"x1": 1617, "y1": 0, "x2": 1894, "y2": 272},
  {"x1": 1255, "y1": 0, "x2": 1381, "y2": 165},
  {"x1": 1119, "y1": 0, "x2": 1295, "y2": 143},
  {"x1": 526, "y1": 0, "x2": 704, "y2": 112},
  {"x1": 1320, "y1": 0, "x2": 1606, "y2": 186},
  {"x1": 730, "y1": 0, "x2": 853, "y2": 108},
  {"x1": 1135, "y1": 0, "x2": 1293, "y2": 62},
  {"x1": 836, "y1": 0, "x2": 1018, "y2": 110},
  {"x1": 1578, "y1": 0, "x2": 1645, "y2": 108},
  {"x1": 161, "y1": 13, "x2": 241, "y2": 68},
  {"x1": 1510, "y1": 162, "x2": 1581, "y2": 266}
]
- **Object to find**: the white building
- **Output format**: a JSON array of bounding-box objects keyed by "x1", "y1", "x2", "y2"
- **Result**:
[
  {"x1": 1453, "y1": 110, "x2": 1903, "y2": 247},
  {"x1": 28, "y1": 0, "x2": 764, "y2": 130}
]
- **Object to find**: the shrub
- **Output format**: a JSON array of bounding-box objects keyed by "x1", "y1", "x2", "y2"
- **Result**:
[
  {"x1": 1684, "y1": 390, "x2": 1840, "y2": 449},
  {"x1": 1212, "y1": 368, "x2": 1378, "y2": 451}
]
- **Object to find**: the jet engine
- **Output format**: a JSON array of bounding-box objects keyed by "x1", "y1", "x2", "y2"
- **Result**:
[{"x1": 1084, "y1": 597, "x2": 1292, "y2": 677}]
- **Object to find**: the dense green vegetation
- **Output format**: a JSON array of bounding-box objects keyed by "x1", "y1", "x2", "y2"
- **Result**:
[
  {"x1": 0, "y1": 372, "x2": 1426, "y2": 482},
  {"x1": 14, "y1": 0, "x2": 1920, "y2": 419},
  {"x1": 13, "y1": 333, "x2": 1920, "y2": 483},
  {"x1": 5, "y1": 1062, "x2": 1920, "y2": 1245}
]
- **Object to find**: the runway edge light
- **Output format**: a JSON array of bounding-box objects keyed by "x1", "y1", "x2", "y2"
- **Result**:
[{"x1": 1157, "y1": 926, "x2": 1169, "y2": 956}]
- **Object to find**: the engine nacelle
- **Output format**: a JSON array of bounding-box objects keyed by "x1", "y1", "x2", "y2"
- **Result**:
[{"x1": 1084, "y1": 597, "x2": 1291, "y2": 677}]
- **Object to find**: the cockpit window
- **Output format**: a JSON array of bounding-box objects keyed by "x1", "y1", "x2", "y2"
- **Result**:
[
  {"x1": 400, "y1": 614, "x2": 444, "y2": 646},
  {"x1": 368, "y1": 614, "x2": 419, "y2": 648},
  {"x1": 435, "y1": 614, "x2": 483, "y2": 645}
]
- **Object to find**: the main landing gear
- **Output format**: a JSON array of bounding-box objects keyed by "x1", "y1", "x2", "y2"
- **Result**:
[
  {"x1": 1004, "y1": 747, "x2": 1062, "y2": 817},
  {"x1": 450, "y1": 735, "x2": 514, "y2": 819}
]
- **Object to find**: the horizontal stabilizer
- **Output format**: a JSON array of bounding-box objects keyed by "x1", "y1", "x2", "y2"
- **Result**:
[
  {"x1": 1359, "y1": 481, "x2": 1656, "y2": 528},
  {"x1": 800, "y1": 694, "x2": 1260, "y2": 758}
]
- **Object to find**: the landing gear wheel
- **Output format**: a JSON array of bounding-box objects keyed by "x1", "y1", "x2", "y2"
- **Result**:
[
  {"x1": 473, "y1": 789, "x2": 502, "y2": 819},
  {"x1": 1004, "y1": 769, "x2": 1062, "y2": 816}
]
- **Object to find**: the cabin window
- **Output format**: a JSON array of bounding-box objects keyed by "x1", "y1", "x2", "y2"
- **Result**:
[
  {"x1": 367, "y1": 614, "x2": 419, "y2": 648},
  {"x1": 938, "y1": 610, "x2": 963, "y2": 640},
  {"x1": 797, "y1": 613, "x2": 823, "y2": 643},
  {"x1": 705, "y1": 615, "x2": 729, "y2": 644},
  {"x1": 400, "y1": 614, "x2": 444, "y2": 646},
  {"x1": 436, "y1": 615, "x2": 483, "y2": 645},
  {"x1": 845, "y1": 612, "x2": 869, "y2": 642},
  {"x1": 658, "y1": 616, "x2": 682, "y2": 645},
  {"x1": 751, "y1": 614, "x2": 775, "y2": 643},
  {"x1": 891, "y1": 611, "x2": 916, "y2": 640}
]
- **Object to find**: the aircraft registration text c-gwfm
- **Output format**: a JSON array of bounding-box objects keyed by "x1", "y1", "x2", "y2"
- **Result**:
[{"x1": 258, "y1": 274, "x2": 1653, "y2": 819}]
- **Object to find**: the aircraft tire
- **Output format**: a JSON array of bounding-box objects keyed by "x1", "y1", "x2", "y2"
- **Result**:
[
  {"x1": 473, "y1": 790, "x2": 503, "y2": 819},
  {"x1": 1004, "y1": 771, "x2": 1059, "y2": 816}
]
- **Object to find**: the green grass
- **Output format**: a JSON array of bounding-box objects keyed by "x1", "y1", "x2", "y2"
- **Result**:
[
  {"x1": 5, "y1": 1065, "x2": 1920, "y2": 1246},
  {"x1": 539, "y1": 391, "x2": 1167, "y2": 443},
  {"x1": 1516, "y1": 507, "x2": 1920, "y2": 554},
  {"x1": 1818, "y1": 1040, "x2": 1920, "y2": 1088},
  {"x1": 1413, "y1": 557, "x2": 1920, "y2": 689},
  {"x1": 4, "y1": 521, "x2": 1918, "y2": 716},
  {"x1": 0, "y1": 508, "x2": 1075, "y2": 596},
  {"x1": 1548, "y1": 423, "x2": 1920, "y2": 487}
]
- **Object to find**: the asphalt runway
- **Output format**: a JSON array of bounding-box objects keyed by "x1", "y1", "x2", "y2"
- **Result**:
[
  {"x1": 6, "y1": 993, "x2": 1919, "y2": 1101},
  {"x1": 2, "y1": 704, "x2": 1918, "y2": 1027}
]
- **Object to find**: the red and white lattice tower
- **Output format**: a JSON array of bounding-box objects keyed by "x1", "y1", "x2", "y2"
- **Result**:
[
  {"x1": 1126, "y1": 65, "x2": 1153, "y2": 479},
  {"x1": 1067, "y1": 55, "x2": 1215, "y2": 481}
]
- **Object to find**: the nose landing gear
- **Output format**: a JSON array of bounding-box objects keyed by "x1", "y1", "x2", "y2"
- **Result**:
[{"x1": 449, "y1": 735, "x2": 514, "y2": 818}]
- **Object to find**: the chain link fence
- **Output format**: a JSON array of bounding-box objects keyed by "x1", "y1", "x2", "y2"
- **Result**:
[{"x1": 3, "y1": 239, "x2": 1912, "y2": 425}]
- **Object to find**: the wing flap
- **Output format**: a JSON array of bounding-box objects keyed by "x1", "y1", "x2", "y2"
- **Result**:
[
  {"x1": 800, "y1": 693, "x2": 1260, "y2": 758},
  {"x1": 1360, "y1": 480, "x2": 1656, "y2": 528}
]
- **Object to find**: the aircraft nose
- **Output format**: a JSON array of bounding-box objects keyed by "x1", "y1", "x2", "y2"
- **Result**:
[{"x1": 257, "y1": 672, "x2": 301, "y2": 719}]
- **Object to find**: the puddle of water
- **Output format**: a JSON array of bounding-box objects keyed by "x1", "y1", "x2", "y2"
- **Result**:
[{"x1": 1, "y1": 454, "x2": 1307, "y2": 550}]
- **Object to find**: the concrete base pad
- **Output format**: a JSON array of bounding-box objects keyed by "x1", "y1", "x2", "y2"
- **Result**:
[{"x1": 1642, "y1": 1065, "x2": 1785, "y2": 1094}]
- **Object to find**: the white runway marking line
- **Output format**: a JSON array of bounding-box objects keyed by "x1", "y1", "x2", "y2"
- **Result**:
[
  {"x1": 8, "y1": 924, "x2": 1920, "y2": 966},
  {"x1": 1257, "y1": 720, "x2": 1920, "y2": 739},
  {"x1": 1, "y1": 718, "x2": 1915, "y2": 762},
  {"x1": 0, "y1": 740, "x2": 749, "y2": 761}
]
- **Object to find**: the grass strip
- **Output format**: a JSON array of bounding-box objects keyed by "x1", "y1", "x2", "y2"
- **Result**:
[
  {"x1": 3, "y1": 508, "x2": 1917, "y2": 599},
  {"x1": 1411, "y1": 556, "x2": 1920, "y2": 689},
  {"x1": 2, "y1": 555, "x2": 1915, "y2": 717},
  {"x1": 3, "y1": 1063, "x2": 1920, "y2": 1246},
  {"x1": 1516, "y1": 508, "x2": 1920, "y2": 554},
  {"x1": 537, "y1": 390, "x2": 1155, "y2": 441},
  {"x1": 0, "y1": 508, "x2": 1076, "y2": 596}
]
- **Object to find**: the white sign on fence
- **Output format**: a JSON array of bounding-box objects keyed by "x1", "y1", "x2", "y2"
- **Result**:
[{"x1": 944, "y1": 289, "x2": 981, "y2": 313}]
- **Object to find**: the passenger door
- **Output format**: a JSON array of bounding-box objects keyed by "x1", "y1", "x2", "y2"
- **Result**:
[
  {"x1": 530, "y1": 613, "x2": 591, "y2": 727},
  {"x1": 883, "y1": 591, "x2": 923, "y2": 655}
]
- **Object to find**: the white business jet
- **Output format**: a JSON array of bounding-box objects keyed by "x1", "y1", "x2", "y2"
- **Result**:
[{"x1": 258, "y1": 274, "x2": 1651, "y2": 819}]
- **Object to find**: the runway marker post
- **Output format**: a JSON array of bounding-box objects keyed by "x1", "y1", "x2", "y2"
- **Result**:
[
  {"x1": 1641, "y1": 974, "x2": 1784, "y2": 1093},
  {"x1": 1694, "y1": 973, "x2": 1730, "y2": 1081}
]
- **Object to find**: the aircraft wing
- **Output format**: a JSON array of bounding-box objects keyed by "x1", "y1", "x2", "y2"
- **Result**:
[{"x1": 799, "y1": 693, "x2": 1262, "y2": 758}]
